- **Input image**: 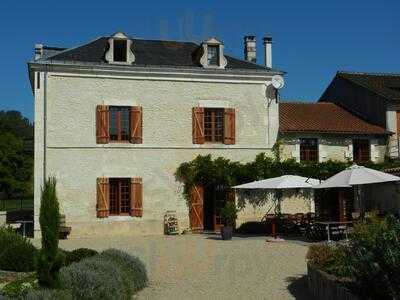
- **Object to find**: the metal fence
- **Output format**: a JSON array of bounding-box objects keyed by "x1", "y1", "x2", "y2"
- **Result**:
[{"x1": 0, "y1": 198, "x2": 34, "y2": 211}]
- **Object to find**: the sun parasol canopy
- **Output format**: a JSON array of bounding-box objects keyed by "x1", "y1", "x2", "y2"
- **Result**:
[
  {"x1": 314, "y1": 164, "x2": 400, "y2": 189},
  {"x1": 233, "y1": 175, "x2": 320, "y2": 190}
]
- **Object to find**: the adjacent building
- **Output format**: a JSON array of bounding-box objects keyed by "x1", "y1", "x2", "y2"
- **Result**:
[
  {"x1": 279, "y1": 102, "x2": 389, "y2": 163},
  {"x1": 320, "y1": 71, "x2": 400, "y2": 158}
]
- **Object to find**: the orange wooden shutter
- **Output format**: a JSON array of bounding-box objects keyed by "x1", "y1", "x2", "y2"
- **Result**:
[
  {"x1": 224, "y1": 108, "x2": 235, "y2": 145},
  {"x1": 130, "y1": 106, "x2": 143, "y2": 144},
  {"x1": 192, "y1": 107, "x2": 205, "y2": 144},
  {"x1": 96, "y1": 177, "x2": 109, "y2": 218},
  {"x1": 397, "y1": 111, "x2": 400, "y2": 134},
  {"x1": 130, "y1": 177, "x2": 143, "y2": 217},
  {"x1": 189, "y1": 185, "x2": 204, "y2": 231},
  {"x1": 96, "y1": 105, "x2": 109, "y2": 144}
]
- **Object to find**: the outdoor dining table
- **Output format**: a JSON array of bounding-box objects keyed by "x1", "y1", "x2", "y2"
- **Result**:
[{"x1": 314, "y1": 221, "x2": 353, "y2": 242}]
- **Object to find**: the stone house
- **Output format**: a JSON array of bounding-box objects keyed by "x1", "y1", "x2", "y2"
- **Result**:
[
  {"x1": 279, "y1": 102, "x2": 389, "y2": 163},
  {"x1": 28, "y1": 32, "x2": 284, "y2": 237},
  {"x1": 320, "y1": 71, "x2": 400, "y2": 159}
]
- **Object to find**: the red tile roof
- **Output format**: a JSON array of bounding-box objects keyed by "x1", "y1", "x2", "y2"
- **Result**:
[{"x1": 279, "y1": 102, "x2": 388, "y2": 135}]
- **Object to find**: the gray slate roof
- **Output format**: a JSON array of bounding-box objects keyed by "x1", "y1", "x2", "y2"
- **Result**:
[
  {"x1": 39, "y1": 37, "x2": 279, "y2": 72},
  {"x1": 338, "y1": 71, "x2": 400, "y2": 101}
]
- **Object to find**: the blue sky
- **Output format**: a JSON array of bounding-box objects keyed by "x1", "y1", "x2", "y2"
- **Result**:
[{"x1": 0, "y1": 0, "x2": 399, "y2": 120}]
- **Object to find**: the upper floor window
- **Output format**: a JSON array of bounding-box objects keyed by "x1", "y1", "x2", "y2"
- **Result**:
[
  {"x1": 199, "y1": 38, "x2": 227, "y2": 69},
  {"x1": 110, "y1": 106, "x2": 130, "y2": 142},
  {"x1": 300, "y1": 138, "x2": 318, "y2": 162},
  {"x1": 207, "y1": 45, "x2": 219, "y2": 66},
  {"x1": 204, "y1": 108, "x2": 224, "y2": 143},
  {"x1": 192, "y1": 106, "x2": 235, "y2": 145},
  {"x1": 96, "y1": 105, "x2": 142, "y2": 144},
  {"x1": 353, "y1": 139, "x2": 370, "y2": 162}
]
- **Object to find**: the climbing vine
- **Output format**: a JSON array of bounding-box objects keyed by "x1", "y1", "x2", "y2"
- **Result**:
[{"x1": 175, "y1": 152, "x2": 400, "y2": 206}]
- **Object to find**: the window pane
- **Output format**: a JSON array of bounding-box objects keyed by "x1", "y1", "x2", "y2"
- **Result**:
[
  {"x1": 353, "y1": 139, "x2": 370, "y2": 162},
  {"x1": 109, "y1": 181, "x2": 119, "y2": 215},
  {"x1": 300, "y1": 138, "x2": 318, "y2": 162},
  {"x1": 207, "y1": 45, "x2": 219, "y2": 66},
  {"x1": 120, "y1": 108, "x2": 130, "y2": 141},
  {"x1": 120, "y1": 180, "x2": 130, "y2": 214},
  {"x1": 109, "y1": 106, "x2": 130, "y2": 142},
  {"x1": 204, "y1": 108, "x2": 224, "y2": 143},
  {"x1": 109, "y1": 178, "x2": 131, "y2": 216},
  {"x1": 109, "y1": 108, "x2": 119, "y2": 141}
]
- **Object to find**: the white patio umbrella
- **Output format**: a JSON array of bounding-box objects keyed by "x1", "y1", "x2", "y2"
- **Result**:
[
  {"x1": 314, "y1": 164, "x2": 400, "y2": 189},
  {"x1": 233, "y1": 175, "x2": 320, "y2": 239},
  {"x1": 234, "y1": 175, "x2": 320, "y2": 190},
  {"x1": 314, "y1": 164, "x2": 400, "y2": 218}
]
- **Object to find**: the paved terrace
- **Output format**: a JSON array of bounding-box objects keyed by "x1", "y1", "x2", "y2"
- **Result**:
[{"x1": 37, "y1": 234, "x2": 313, "y2": 300}]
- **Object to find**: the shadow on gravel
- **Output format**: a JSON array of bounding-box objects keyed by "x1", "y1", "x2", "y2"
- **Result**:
[{"x1": 286, "y1": 275, "x2": 315, "y2": 300}]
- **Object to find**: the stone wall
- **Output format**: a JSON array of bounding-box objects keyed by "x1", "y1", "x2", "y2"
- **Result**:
[
  {"x1": 236, "y1": 190, "x2": 315, "y2": 227},
  {"x1": 34, "y1": 70, "x2": 278, "y2": 237},
  {"x1": 280, "y1": 133, "x2": 386, "y2": 163}
]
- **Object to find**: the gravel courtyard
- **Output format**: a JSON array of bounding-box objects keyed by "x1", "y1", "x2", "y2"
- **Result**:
[{"x1": 57, "y1": 234, "x2": 312, "y2": 300}]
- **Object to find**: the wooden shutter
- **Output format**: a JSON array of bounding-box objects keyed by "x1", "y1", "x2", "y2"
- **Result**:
[
  {"x1": 192, "y1": 107, "x2": 205, "y2": 144},
  {"x1": 130, "y1": 177, "x2": 143, "y2": 217},
  {"x1": 224, "y1": 108, "x2": 235, "y2": 145},
  {"x1": 96, "y1": 105, "x2": 109, "y2": 144},
  {"x1": 130, "y1": 106, "x2": 143, "y2": 144},
  {"x1": 97, "y1": 177, "x2": 109, "y2": 218},
  {"x1": 397, "y1": 111, "x2": 400, "y2": 134},
  {"x1": 189, "y1": 185, "x2": 204, "y2": 231}
]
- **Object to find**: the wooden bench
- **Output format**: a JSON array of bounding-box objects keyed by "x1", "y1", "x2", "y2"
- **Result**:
[{"x1": 59, "y1": 214, "x2": 71, "y2": 239}]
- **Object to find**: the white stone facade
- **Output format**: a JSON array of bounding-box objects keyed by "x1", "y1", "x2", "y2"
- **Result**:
[
  {"x1": 32, "y1": 65, "x2": 279, "y2": 237},
  {"x1": 279, "y1": 134, "x2": 386, "y2": 163}
]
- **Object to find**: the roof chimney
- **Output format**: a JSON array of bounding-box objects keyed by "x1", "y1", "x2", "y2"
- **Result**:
[
  {"x1": 263, "y1": 36, "x2": 272, "y2": 68},
  {"x1": 244, "y1": 36, "x2": 256, "y2": 63},
  {"x1": 34, "y1": 44, "x2": 43, "y2": 60}
]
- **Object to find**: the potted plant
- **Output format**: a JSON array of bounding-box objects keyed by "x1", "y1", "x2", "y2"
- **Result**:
[{"x1": 220, "y1": 201, "x2": 238, "y2": 240}]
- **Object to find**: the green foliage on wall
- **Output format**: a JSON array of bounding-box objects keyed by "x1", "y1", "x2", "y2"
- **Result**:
[{"x1": 175, "y1": 152, "x2": 400, "y2": 205}]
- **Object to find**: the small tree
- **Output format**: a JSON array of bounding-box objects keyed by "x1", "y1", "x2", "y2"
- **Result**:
[{"x1": 37, "y1": 177, "x2": 64, "y2": 288}]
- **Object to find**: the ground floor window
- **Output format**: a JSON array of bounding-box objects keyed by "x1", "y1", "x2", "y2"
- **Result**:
[
  {"x1": 109, "y1": 178, "x2": 131, "y2": 215},
  {"x1": 300, "y1": 138, "x2": 318, "y2": 162},
  {"x1": 353, "y1": 139, "x2": 370, "y2": 163}
]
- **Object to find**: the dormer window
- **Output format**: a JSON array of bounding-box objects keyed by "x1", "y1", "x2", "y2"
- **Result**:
[
  {"x1": 105, "y1": 32, "x2": 135, "y2": 65},
  {"x1": 199, "y1": 38, "x2": 227, "y2": 69},
  {"x1": 207, "y1": 45, "x2": 219, "y2": 66}
]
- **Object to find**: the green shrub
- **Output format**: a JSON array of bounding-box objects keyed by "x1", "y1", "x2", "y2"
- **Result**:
[
  {"x1": 37, "y1": 177, "x2": 64, "y2": 288},
  {"x1": 0, "y1": 226, "x2": 37, "y2": 271},
  {"x1": 345, "y1": 214, "x2": 400, "y2": 299},
  {"x1": 306, "y1": 244, "x2": 340, "y2": 270},
  {"x1": 64, "y1": 248, "x2": 98, "y2": 266},
  {"x1": 220, "y1": 201, "x2": 238, "y2": 227},
  {"x1": 60, "y1": 255, "x2": 127, "y2": 300},
  {"x1": 100, "y1": 249, "x2": 148, "y2": 292},
  {"x1": 0, "y1": 274, "x2": 38, "y2": 298},
  {"x1": 236, "y1": 222, "x2": 268, "y2": 235},
  {"x1": 24, "y1": 289, "x2": 72, "y2": 300}
]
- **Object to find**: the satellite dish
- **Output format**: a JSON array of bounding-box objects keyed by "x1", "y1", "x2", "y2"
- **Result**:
[{"x1": 271, "y1": 75, "x2": 285, "y2": 89}]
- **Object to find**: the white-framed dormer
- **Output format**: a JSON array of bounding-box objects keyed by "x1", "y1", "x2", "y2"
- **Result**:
[
  {"x1": 199, "y1": 38, "x2": 227, "y2": 70},
  {"x1": 105, "y1": 32, "x2": 135, "y2": 65}
]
